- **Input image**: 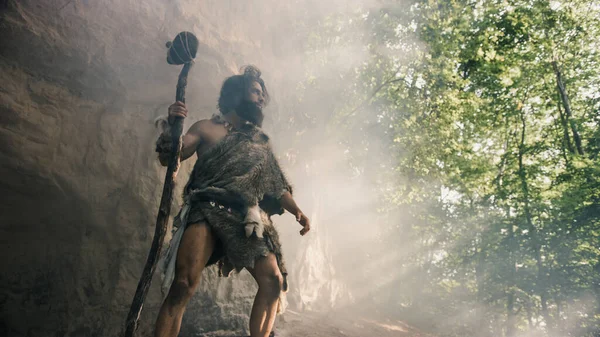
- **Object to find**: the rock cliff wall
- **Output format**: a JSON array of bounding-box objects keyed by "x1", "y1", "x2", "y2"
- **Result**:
[{"x1": 0, "y1": 1, "x2": 332, "y2": 336}]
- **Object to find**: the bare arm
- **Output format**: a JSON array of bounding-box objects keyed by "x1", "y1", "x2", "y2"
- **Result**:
[
  {"x1": 158, "y1": 122, "x2": 204, "y2": 166},
  {"x1": 281, "y1": 191, "x2": 311, "y2": 235},
  {"x1": 281, "y1": 191, "x2": 300, "y2": 215},
  {"x1": 157, "y1": 102, "x2": 204, "y2": 166},
  {"x1": 179, "y1": 122, "x2": 204, "y2": 161}
]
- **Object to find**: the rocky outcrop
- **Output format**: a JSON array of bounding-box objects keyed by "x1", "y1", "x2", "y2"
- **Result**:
[{"x1": 0, "y1": 1, "x2": 350, "y2": 336}]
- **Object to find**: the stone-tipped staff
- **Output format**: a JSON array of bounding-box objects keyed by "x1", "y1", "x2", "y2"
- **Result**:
[{"x1": 123, "y1": 31, "x2": 198, "y2": 337}]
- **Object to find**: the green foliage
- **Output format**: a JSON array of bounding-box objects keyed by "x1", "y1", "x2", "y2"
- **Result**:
[{"x1": 302, "y1": 0, "x2": 600, "y2": 336}]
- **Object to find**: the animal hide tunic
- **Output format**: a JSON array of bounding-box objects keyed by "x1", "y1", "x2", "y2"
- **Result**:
[{"x1": 161, "y1": 115, "x2": 292, "y2": 299}]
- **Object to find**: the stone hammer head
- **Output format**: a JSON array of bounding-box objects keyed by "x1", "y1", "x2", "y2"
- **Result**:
[{"x1": 165, "y1": 31, "x2": 198, "y2": 65}]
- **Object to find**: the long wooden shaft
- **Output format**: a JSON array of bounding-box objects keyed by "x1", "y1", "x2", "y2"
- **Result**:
[{"x1": 123, "y1": 62, "x2": 193, "y2": 337}]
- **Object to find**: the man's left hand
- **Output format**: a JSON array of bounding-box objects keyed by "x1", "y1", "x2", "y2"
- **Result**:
[{"x1": 296, "y1": 211, "x2": 311, "y2": 236}]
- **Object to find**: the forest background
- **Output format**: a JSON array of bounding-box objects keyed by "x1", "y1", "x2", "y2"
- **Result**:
[{"x1": 290, "y1": 1, "x2": 600, "y2": 336}]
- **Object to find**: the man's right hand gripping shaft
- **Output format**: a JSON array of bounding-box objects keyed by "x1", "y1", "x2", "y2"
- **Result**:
[
  {"x1": 168, "y1": 101, "x2": 188, "y2": 124},
  {"x1": 157, "y1": 102, "x2": 188, "y2": 166}
]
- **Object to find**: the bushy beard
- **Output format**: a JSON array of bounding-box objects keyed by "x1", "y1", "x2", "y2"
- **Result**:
[{"x1": 236, "y1": 100, "x2": 264, "y2": 127}]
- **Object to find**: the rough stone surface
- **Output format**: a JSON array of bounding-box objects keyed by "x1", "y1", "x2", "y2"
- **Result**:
[{"x1": 0, "y1": 1, "x2": 352, "y2": 336}]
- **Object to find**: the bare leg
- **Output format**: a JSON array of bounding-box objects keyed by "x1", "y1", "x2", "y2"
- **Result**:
[
  {"x1": 154, "y1": 222, "x2": 216, "y2": 337},
  {"x1": 247, "y1": 254, "x2": 283, "y2": 337}
]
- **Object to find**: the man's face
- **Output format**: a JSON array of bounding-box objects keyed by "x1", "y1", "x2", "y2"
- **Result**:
[
  {"x1": 236, "y1": 81, "x2": 265, "y2": 126},
  {"x1": 247, "y1": 81, "x2": 265, "y2": 109}
]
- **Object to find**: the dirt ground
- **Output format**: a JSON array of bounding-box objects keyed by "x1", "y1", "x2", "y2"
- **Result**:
[
  {"x1": 275, "y1": 310, "x2": 433, "y2": 337},
  {"x1": 200, "y1": 310, "x2": 434, "y2": 337}
]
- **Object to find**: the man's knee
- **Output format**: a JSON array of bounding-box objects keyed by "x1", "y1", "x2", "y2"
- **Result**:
[
  {"x1": 167, "y1": 278, "x2": 197, "y2": 307},
  {"x1": 258, "y1": 272, "x2": 283, "y2": 298}
]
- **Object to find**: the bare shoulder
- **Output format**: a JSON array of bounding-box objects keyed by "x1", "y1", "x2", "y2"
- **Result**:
[
  {"x1": 187, "y1": 118, "x2": 220, "y2": 135},
  {"x1": 187, "y1": 118, "x2": 229, "y2": 147}
]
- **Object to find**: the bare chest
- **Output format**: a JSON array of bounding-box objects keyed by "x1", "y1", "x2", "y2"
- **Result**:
[{"x1": 195, "y1": 123, "x2": 229, "y2": 158}]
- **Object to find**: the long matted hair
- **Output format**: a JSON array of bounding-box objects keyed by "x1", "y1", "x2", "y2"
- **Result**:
[{"x1": 217, "y1": 65, "x2": 270, "y2": 115}]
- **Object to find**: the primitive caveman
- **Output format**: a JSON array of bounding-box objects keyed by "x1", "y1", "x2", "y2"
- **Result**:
[{"x1": 153, "y1": 65, "x2": 310, "y2": 337}]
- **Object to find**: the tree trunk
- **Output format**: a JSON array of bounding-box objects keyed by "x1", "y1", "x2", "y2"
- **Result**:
[
  {"x1": 517, "y1": 110, "x2": 552, "y2": 334},
  {"x1": 555, "y1": 295, "x2": 563, "y2": 335},
  {"x1": 556, "y1": 100, "x2": 575, "y2": 156},
  {"x1": 525, "y1": 299, "x2": 534, "y2": 330},
  {"x1": 497, "y1": 118, "x2": 518, "y2": 337},
  {"x1": 539, "y1": 282, "x2": 551, "y2": 333},
  {"x1": 552, "y1": 61, "x2": 584, "y2": 155},
  {"x1": 593, "y1": 262, "x2": 600, "y2": 337},
  {"x1": 476, "y1": 234, "x2": 491, "y2": 337},
  {"x1": 506, "y1": 214, "x2": 517, "y2": 337}
]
